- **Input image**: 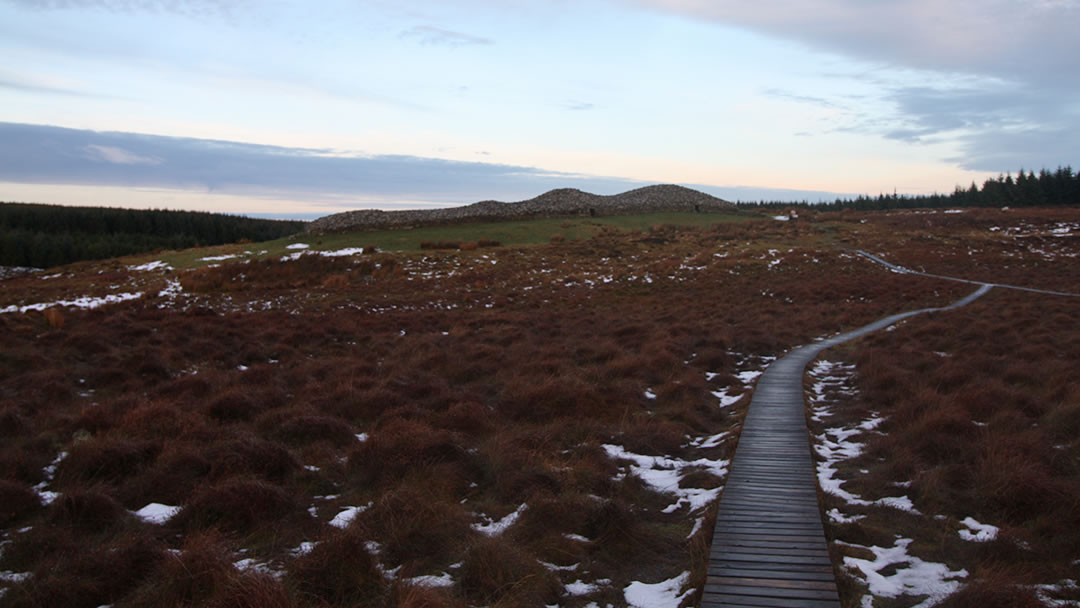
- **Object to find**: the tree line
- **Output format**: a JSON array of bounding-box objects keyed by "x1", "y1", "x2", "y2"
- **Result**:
[
  {"x1": 0, "y1": 203, "x2": 306, "y2": 269},
  {"x1": 737, "y1": 166, "x2": 1079, "y2": 211}
]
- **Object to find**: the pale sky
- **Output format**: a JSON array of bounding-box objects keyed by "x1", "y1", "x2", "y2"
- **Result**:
[{"x1": 1, "y1": 0, "x2": 1076, "y2": 219}]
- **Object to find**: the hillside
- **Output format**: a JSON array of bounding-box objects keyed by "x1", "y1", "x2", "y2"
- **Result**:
[
  {"x1": 0, "y1": 206, "x2": 1078, "y2": 607},
  {"x1": 306, "y1": 184, "x2": 732, "y2": 234}
]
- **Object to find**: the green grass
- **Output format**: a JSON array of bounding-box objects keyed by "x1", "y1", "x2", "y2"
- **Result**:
[{"x1": 147, "y1": 211, "x2": 758, "y2": 269}]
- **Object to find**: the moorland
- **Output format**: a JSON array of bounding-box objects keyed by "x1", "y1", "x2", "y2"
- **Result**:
[{"x1": 1, "y1": 204, "x2": 1078, "y2": 608}]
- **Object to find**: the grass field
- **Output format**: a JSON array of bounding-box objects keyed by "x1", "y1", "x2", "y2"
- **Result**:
[
  {"x1": 0, "y1": 206, "x2": 1077, "y2": 607},
  {"x1": 148, "y1": 210, "x2": 758, "y2": 270}
]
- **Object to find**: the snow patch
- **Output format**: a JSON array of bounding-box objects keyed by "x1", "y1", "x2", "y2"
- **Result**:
[
  {"x1": 329, "y1": 503, "x2": 371, "y2": 529},
  {"x1": 624, "y1": 572, "x2": 693, "y2": 608},
  {"x1": 2, "y1": 292, "x2": 143, "y2": 314},
  {"x1": 472, "y1": 503, "x2": 527, "y2": 536},
  {"x1": 844, "y1": 538, "x2": 966, "y2": 603},
  {"x1": 603, "y1": 444, "x2": 728, "y2": 513},
  {"x1": 958, "y1": 516, "x2": 999, "y2": 542},
  {"x1": 128, "y1": 260, "x2": 171, "y2": 272},
  {"x1": 407, "y1": 572, "x2": 455, "y2": 588},
  {"x1": 134, "y1": 503, "x2": 181, "y2": 524},
  {"x1": 285, "y1": 243, "x2": 311, "y2": 250}
]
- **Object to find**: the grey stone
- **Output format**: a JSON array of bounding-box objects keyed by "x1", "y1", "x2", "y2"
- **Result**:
[{"x1": 305, "y1": 184, "x2": 733, "y2": 234}]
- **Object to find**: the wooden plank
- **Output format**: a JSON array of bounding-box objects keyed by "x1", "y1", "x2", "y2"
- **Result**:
[
  {"x1": 707, "y1": 566, "x2": 838, "y2": 582},
  {"x1": 704, "y1": 582, "x2": 840, "y2": 601},
  {"x1": 707, "y1": 576, "x2": 839, "y2": 592},
  {"x1": 701, "y1": 591, "x2": 840, "y2": 607}
]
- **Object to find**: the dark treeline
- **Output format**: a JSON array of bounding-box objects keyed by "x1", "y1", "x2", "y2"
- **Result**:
[
  {"x1": 0, "y1": 203, "x2": 306, "y2": 268},
  {"x1": 736, "y1": 166, "x2": 1079, "y2": 211}
]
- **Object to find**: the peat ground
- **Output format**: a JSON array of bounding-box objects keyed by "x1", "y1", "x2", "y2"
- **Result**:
[{"x1": 0, "y1": 207, "x2": 1076, "y2": 607}]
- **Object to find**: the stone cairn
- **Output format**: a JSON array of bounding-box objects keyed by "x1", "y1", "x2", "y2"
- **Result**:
[{"x1": 305, "y1": 184, "x2": 733, "y2": 234}]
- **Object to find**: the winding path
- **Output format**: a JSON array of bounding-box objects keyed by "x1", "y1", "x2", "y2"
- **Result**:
[{"x1": 704, "y1": 252, "x2": 1077, "y2": 606}]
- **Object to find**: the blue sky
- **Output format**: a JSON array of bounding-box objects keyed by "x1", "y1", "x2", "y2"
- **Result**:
[{"x1": 1, "y1": 0, "x2": 1076, "y2": 219}]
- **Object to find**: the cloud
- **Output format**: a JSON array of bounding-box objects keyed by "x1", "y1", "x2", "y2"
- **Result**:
[
  {"x1": 84, "y1": 144, "x2": 161, "y2": 165},
  {"x1": 0, "y1": 76, "x2": 116, "y2": 99},
  {"x1": 399, "y1": 25, "x2": 493, "y2": 47},
  {"x1": 0, "y1": 122, "x2": 655, "y2": 206},
  {"x1": 761, "y1": 88, "x2": 844, "y2": 110},
  {"x1": 632, "y1": 0, "x2": 1079, "y2": 85},
  {"x1": 563, "y1": 100, "x2": 595, "y2": 111},
  {"x1": 2, "y1": 0, "x2": 248, "y2": 19},
  {"x1": 0, "y1": 122, "x2": 857, "y2": 208},
  {"x1": 632, "y1": 0, "x2": 1080, "y2": 173}
]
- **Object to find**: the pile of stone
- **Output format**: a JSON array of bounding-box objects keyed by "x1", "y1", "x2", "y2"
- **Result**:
[{"x1": 305, "y1": 184, "x2": 732, "y2": 234}]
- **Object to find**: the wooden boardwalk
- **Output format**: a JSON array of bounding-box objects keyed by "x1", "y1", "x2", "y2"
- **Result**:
[{"x1": 703, "y1": 284, "x2": 993, "y2": 607}]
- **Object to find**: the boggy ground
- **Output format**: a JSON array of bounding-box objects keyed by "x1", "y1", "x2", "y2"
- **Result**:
[{"x1": 0, "y1": 207, "x2": 1076, "y2": 607}]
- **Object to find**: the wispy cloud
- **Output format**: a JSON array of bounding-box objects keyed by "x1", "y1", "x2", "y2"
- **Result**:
[
  {"x1": 634, "y1": 0, "x2": 1080, "y2": 173},
  {"x1": 0, "y1": 122, "x2": 648, "y2": 205},
  {"x1": 399, "y1": 25, "x2": 492, "y2": 48},
  {"x1": 84, "y1": 144, "x2": 161, "y2": 165},
  {"x1": 4, "y1": 0, "x2": 248, "y2": 20},
  {"x1": 761, "y1": 88, "x2": 844, "y2": 110},
  {"x1": 563, "y1": 100, "x2": 595, "y2": 111}
]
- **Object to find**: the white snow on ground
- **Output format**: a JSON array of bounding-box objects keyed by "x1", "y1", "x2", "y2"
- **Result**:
[
  {"x1": 407, "y1": 572, "x2": 455, "y2": 588},
  {"x1": 602, "y1": 444, "x2": 728, "y2": 514},
  {"x1": 285, "y1": 243, "x2": 310, "y2": 249},
  {"x1": 710, "y1": 387, "x2": 744, "y2": 408},
  {"x1": 472, "y1": 503, "x2": 526, "y2": 536},
  {"x1": 157, "y1": 279, "x2": 183, "y2": 299},
  {"x1": 736, "y1": 370, "x2": 762, "y2": 384},
  {"x1": 281, "y1": 246, "x2": 367, "y2": 261},
  {"x1": 328, "y1": 503, "x2": 371, "y2": 529},
  {"x1": 133, "y1": 503, "x2": 181, "y2": 524},
  {"x1": 773, "y1": 215, "x2": 790, "y2": 221},
  {"x1": 233, "y1": 558, "x2": 280, "y2": 577},
  {"x1": 943, "y1": 209, "x2": 964, "y2": 214},
  {"x1": 1033, "y1": 580, "x2": 1080, "y2": 607},
  {"x1": 813, "y1": 412, "x2": 921, "y2": 514},
  {"x1": 827, "y1": 508, "x2": 865, "y2": 524},
  {"x1": 290, "y1": 541, "x2": 317, "y2": 556},
  {"x1": 958, "y1": 517, "x2": 999, "y2": 542},
  {"x1": 199, "y1": 254, "x2": 241, "y2": 262},
  {"x1": 624, "y1": 572, "x2": 693, "y2": 608},
  {"x1": 1, "y1": 292, "x2": 143, "y2": 314},
  {"x1": 0, "y1": 571, "x2": 31, "y2": 583},
  {"x1": 354, "y1": 432, "x2": 369, "y2": 442},
  {"x1": 128, "y1": 260, "x2": 171, "y2": 271},
  {"x1": 690, "y1": 431, "x2": 730, "y2": 449},
  {"x1": 31, "y1": 451, "x2": 66, "y2": 505},
  {"x1": 644, "y1": 389, "x2": 657, "y2": 400},
  {"x1": 565, "y1": 579, "x2": 611, "y2": 596},
  {"x1": 843, "y1": 538, "x2": 967, "y2": 605}
]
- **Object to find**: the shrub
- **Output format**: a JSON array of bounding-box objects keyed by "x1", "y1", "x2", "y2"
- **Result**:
[
  {"x1": 48, "y1": 490, "x2": 127, "y2": 532},
  {"x1": 3, "y1": 534, "x2": 164, "y2": 608},
  {"x1": 348, "y1": 419, "x2": 469, "y2": 488},
  {"x1": 0, "y1": 406, "x2": 29, "y2": 437},
  {"x1": 207, "y1": 436, "x2": 298, "y2": 481},
  {"x1": 367, "y1": 481, "x2": 473, "y2": 572},
  {"x1": 56, "y1": 438, "x2": 161, "y2": 486},
  {"x1": 287, "y1": 526, "x2": 386, "y2": 607},
  {"x1": 206, "y1": 389, "x2": 262, "y2": 422},
  {"x1": 458, "y1": 536, "x2": 559, "y2": 605},
  {"x1": 175, "y1": 478, "x2": 300, "y2": 534},
  {"x1": 0, "y1": 479, "x2": 41, "y2": 524},
  {"x1": 122, "y1": 532, "x2": 234, "y2": 607},
  {"x1": 265, "y1": 413, "x2": 356, "y2": 447}
]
